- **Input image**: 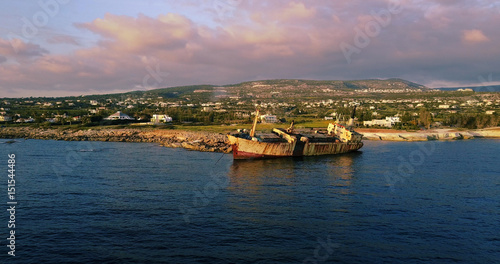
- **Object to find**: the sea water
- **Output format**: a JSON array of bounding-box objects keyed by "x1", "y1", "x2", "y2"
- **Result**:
[{"x1": 0, "y1": 139, "x2": 499, "y2": 263}]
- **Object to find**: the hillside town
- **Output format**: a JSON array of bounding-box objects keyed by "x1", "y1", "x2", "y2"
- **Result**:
[{"x1": 1, "y1": 79, "x2": 499, "y2": 130}]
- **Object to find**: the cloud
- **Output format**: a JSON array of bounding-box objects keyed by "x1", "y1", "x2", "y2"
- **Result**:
[
  {"x1": 278, "y1": 2, "x2": 317, "y2": 21},
  {"x1": 462, "y1": 29, "x2": 489, "y2": 43},
  {"x1": 0, "y1": 38, "x2": 48, "y2": 60},
  {"x1": 1, "y1": 0, "x2": 500, "y2": 96},
  {"x1": 76, "y1": 13, "x2": 195, "y2": 52},
  {"x1": 47, "y1": 35, "x2": 80, "y2": 46}
]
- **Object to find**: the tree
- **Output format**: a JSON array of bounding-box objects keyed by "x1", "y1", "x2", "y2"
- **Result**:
[
  {"x1": 136, "y1": 113, "x2": 151, "y2": 121},
  {"x1": 401, "y1": 111, "x2": 412, "y2": 123},
  {"x1": 81, "y1": 116, "x2": 91, "y2": 125},
  {"x1": 64, "y1": 116, "x2": 73, "y2": 126},
  {"x1": 419, "y1": 108, "x2": 432, "y2": 129},
  {"x1": 357, "y1": 110, "x2": 372, "y2": 122}
]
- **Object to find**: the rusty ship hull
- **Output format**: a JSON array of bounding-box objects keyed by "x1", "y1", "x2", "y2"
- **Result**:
[
  {"x1": 228, "y1": 135, "x2": 363, "y2": 159},
  {"x1": 229, "y1": 108, "x2": 363, "y2": 159}
]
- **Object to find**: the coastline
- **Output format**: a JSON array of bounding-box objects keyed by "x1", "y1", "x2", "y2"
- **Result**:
[
  {"x1": 0, "y1": 127, "x2": 232, "y2": 153},
  {"x1": 1, "y1": 127, "x2": 499, "y2": 153},
  {"x1": 357, "y1": 127, "x2": 500, "y2": 141}
]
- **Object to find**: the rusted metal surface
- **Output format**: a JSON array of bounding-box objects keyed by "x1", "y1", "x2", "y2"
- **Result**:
[
  {"x1": 228, "y1": 135, "x2": 363, "y2": 159},
  {"x1": 302, "y1": 142, "x2": 363, "y2": 156},
  {"x1": 228, "y1": 135, "x2": 296, "y2": 159},
  {"x1": 250, "y1": 109, "x2": 260, "y2": 137},
  {"x1": 228, "y1": 121, "x2": 364, "y2": 159}
]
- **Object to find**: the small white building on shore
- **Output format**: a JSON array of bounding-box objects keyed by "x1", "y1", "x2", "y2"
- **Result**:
[
  {"x1": 104, "y1": 111, "x2": 135, "y2": 120},
  {"x1": 363, "y1": 116, "x2": 400, "y2": 128},
  {"x1": 151, "y1": 114, "x2": 173, "y2": 123},
  {"x1": 0, "y1": 116, "x2": 12, "y2": 122},
  {"x1": 260, "y1": 114, "x2": 278, "y2": 123}
]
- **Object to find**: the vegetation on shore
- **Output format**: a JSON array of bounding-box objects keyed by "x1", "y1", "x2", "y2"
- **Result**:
[{"x1": 1, "y1": 78, "x2": 498, "y2": 132}]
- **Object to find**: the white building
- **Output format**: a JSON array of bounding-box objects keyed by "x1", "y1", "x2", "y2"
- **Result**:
[
  {"x1": 260, "y1": 114, "x2": 278, "y2": 123},
  {"x1": 363, "y1": 116, "x2": 401, "y2": 128},
  {"x1": 202, "y1": 107, "x2": 214, "y2": 112},
  {"x1": 151, "y1": 114, "x2": 173, "y2": 123},
  {"x1": 0, "y1": 116, "x2": 12, "y2": 122},
  {"x1": 104, "y1": 111, "x2": 135, "y2": 120},
  {"x1": 385, "y1": 116, "x2": 400, "y2": 124},
  {"x1": 15, "y1": 117, "x2": 34, "y2": 123}
]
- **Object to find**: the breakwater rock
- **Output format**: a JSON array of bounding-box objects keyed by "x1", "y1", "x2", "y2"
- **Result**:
[
  {"x1": 0, "y1": 127, "x2": 232, "y2": 153},
  {"x1": 358, "y1": 128, "x2": 500, "y2": 141}
]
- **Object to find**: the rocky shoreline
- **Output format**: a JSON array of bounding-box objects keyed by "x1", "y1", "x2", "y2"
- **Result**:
[
  {"x1": 1, "y1": 127, "x2": 499, "y2": 153},
  {"x1": 357, "y1": 127, "x2": 500, "y2": 141},
  {"x1": 0, "y1": 127, "x2": 232, "y2": 153}
]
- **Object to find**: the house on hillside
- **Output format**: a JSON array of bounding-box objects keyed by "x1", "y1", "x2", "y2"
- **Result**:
[
  {"x1": 202, "y1": 107, "x2": 214, "y2": 112},
  {"x1": 0, "y1": 116, "x2": 12, "y2": 122},
  {"x1": 104, "y1": 111, "x2": 135, "y2": 120},
  {"x1": 15, "y1": 117, "x2": 34, "y2": 123},
  {"x1": 151, "y1": 114, "x2": 173, "y2": 123},
  {"x1": 363, "y1": 116, "x2": 400, "y2": 128},
  {"x1": 260, "y1": 114, "x2": 278, "y2": 123}
]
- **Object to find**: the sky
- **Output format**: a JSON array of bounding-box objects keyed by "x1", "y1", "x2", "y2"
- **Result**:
[{"x1": 1, "y1": 0, "x2": 500, "y2": 98}]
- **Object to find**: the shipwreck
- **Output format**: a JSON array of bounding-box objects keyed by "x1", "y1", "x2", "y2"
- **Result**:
[{"x1": 227, "y1": 108, "x2": 363, "y2": 159}]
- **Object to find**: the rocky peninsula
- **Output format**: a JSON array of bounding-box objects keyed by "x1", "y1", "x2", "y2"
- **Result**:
[{"x1": 0, "y1": 127, "x2": 232, "y2": 153}]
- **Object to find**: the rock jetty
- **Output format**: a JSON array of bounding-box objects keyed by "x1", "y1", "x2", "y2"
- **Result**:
[
  {"x1": 0, "y1": 127, "x2": 232, "y2": 153},
  {"x1": 358, "y1": 127, "x2": 500, "y2": 141}
]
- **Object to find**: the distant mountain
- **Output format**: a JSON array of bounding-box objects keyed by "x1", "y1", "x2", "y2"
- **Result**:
[
  {"x1": 72, "y1": 78, "x2": 429, "y2": 100},
  {"x1": 434, "y1": 85, "x2": 500, "y2": 92},
  {"x1": 5, "y1": 78, "x2": 428, "y2": 100},
  {"x1": 138, "y1": 78, "x2": 429, "y2": 100},
  {"x1": 225, "y1": 78, "x2": 428, "y2": 90}
]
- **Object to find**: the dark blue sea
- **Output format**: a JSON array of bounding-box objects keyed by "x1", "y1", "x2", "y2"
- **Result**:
[{"x1": 1, "y1": 139, "x2": 499, "y2": 264}]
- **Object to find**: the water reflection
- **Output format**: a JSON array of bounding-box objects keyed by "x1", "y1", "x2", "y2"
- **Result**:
[
  {"x1": 225, "y1": 153, "x2": 363, "y2": 223},
  {"x1": 325, "y1": 153, "x2": 359, "y2": 195},
  {"x1": 227, "y1": 153, "x2": 362, "y2": 194},
  {"x1": 228, "y1": 158, "x2": 298, "y2": 189}
]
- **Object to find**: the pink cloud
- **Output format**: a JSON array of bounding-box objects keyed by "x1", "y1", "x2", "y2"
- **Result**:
[
  {"x1": 77, "y1": 13, "x2": 195, "y2": 53},
  {"x1": 1, "y1": 0, "x2": 500, "y2": 97},
  {"x1": 278, "y1": 2, "x2": 317, "y2": 21},
  {"x1": 47, "y1": 35, "x2": 80, "y2": 46},
  {"x1": 462, "y1": 29, "x2": 489, "y2": 43},
  {"x1": 0, "y1": 38, "x2": 48, "y2": 61}
]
